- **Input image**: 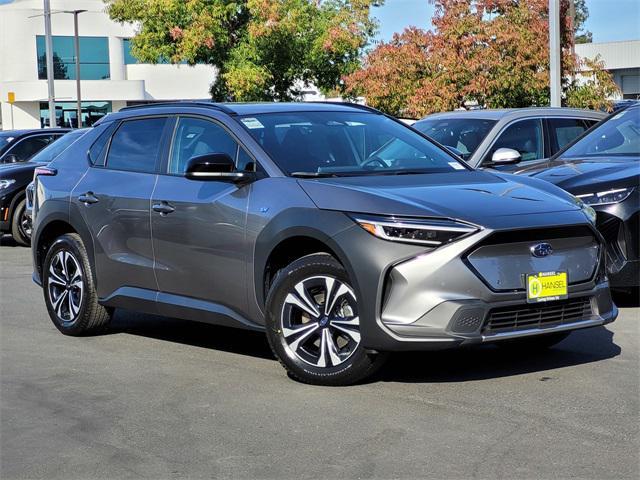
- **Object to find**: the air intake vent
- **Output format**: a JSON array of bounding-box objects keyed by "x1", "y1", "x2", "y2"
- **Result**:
[{"x1": 483, "y1": 298, "x2": 592, "y2": 334}]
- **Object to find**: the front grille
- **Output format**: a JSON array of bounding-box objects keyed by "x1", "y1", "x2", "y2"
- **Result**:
[{"x1": 482, "y1": 298, "x2": 593, "y2": 334}]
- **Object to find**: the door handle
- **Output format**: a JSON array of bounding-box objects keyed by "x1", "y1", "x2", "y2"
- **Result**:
[
  {"x1": 78, "y1": 192, "x2": 99, "y2": 205},
  {"x1": 152, "y1": 201, "x2": 175, "y2": 215}
]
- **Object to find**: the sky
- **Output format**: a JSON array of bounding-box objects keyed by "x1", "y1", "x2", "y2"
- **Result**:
[
  {"x1": 1, "y1": 0, "x2": 637, "y2": 43},
  {"x1": 374, "y1": 0, "x2": 640, "y2": 43}
]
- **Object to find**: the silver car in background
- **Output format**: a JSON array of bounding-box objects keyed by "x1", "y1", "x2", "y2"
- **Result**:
[{"x1": 414, "y1": 107, "x2": 606, "y2": 171}]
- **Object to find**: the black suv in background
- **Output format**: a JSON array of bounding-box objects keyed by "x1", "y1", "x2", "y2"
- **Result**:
[
  {"x1": 0, "y1": 129, "x2": 70, "y2": 164},
  {"x1": 1, "y1": 129, "x2": 87, "y2": 245},
  {"x1": 31, "y1": 102, "x2": 616, "y2": 385}
]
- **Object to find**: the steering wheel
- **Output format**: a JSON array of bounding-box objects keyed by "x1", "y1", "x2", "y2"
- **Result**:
[{"x1": 361, "y1": 156, "x2": 388, "y2": 169}]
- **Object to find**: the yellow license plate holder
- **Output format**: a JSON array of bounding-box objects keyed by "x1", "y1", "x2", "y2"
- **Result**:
[{"x1": 526, "y1": 271, "x2": 568, "y2": 303}]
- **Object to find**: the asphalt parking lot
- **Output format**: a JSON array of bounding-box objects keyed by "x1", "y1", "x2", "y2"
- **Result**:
[{"x1": 1, "y1": 237, "x2": 638, "y2": 480}]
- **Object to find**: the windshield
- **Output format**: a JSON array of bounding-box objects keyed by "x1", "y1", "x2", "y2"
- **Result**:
[
  {"x1": 237, "y1": 111, "x2": 467, "y2": 176},
  {"x1": 28, "y1": 129, "x2": 87, "y2": 163},
  {"x1": 561, "y1": 107, "x2": 640, "y2": 158},
  {"x1": 413, "y1": 118, "x2": 497, "y2": 159}
]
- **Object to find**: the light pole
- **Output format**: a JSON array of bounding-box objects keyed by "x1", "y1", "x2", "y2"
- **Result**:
[
  {"x1": 43, "y1": 0, "x2": 56, "y2": 127},
  {"x1": 549, "y1": 0, "x2": 562, "y2": 107},
  {"x1": 65, "y1": 10, "x2": 87, "y2": 128}
]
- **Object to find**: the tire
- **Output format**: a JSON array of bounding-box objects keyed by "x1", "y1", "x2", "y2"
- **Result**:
[
  {"x1": 42, "y1": 233, "x2": 112, "y2": 336},
  {"x1": 10, "y1": 198, "x2": 30, "y2": 246},
  {"x1": 496, "y1": 331, "x2": 571, "y2": 351},
  {"x1": 265, "y1": 253, "x2": 387, "y2": 386}
]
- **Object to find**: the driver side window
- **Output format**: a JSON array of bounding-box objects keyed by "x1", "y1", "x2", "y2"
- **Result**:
[
  {"x1": 169, "y1": 117, "x2": 254, "y2": 174},
  {"x1": 484, "y1": 119, "x2": 543, "y2": 164}
]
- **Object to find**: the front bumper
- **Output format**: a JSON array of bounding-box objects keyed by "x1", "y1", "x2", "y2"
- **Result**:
[{"x1": 333, "y1": 215, "x2": 617, "y2": 352}]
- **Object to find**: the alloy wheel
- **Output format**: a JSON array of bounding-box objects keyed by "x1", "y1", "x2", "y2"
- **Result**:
[
  {"x1": 47, "y1": 250, "x2": 84, "y2": 324},
  {"x1": 19, "y1": 209, "x2": 31, "y2": 239},
  {"x1": 280, "y1": 275, "x2": 360, "y2": 368}
]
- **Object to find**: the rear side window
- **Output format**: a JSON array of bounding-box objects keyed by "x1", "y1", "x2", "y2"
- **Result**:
[
  {"x1": 106, "y1": 117, "x2": 168, "y2": 173},
  {"x1": 6, "y1": 135, "x2": 56, "y2": 161},
  {"x1": 548, "y1": 118, "x2": 590, "y2": 152}
]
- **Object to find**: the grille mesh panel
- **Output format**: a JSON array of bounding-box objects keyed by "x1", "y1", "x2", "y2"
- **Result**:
[{"x1": 483, "y1": 298, "x2": 592, "y2": 334}]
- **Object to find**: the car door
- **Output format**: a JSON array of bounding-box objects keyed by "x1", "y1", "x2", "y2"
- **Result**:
[
  {"x1": 480, "y1": 118, "x2": 546, "y2": 172},
  {"x1": 151, "y1": 115, "x2": 253, "y2": 316},
  {"x1": 0, "y1": 134, "x2": 58, "y2": 163},
  {"x1": 71, "y1": 116, "x2": 171, "y2": 299}
]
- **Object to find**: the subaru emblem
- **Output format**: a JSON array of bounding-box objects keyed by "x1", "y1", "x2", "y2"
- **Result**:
[{"x1": 530, "y1": 242, "x2": 553, "y2": 258}]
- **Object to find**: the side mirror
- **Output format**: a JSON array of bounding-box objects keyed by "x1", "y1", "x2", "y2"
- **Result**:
[
  {"x1": 185, "y1": 153, "x2": 255, "y2": 183},
  {"x1": 3, "y1": 154, "x2": 19, "y2": 164},
  {"x1": 491, "y1": 147, "x2": 521, "y2": 165}
]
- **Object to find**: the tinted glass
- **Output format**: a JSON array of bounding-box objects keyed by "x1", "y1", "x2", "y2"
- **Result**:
[
  {"x1": 6, "y1": 135, "x2": 56, "y2": 161},
  {"x1": 0, "y1": 134, "x2": 16, "y2": 151},
  {"x1": 238, "y1": 112, "x2": 464, "y2": 176},
  {"x1": 169, "y1": 118, "x2": 240, "y2": 174},
  {"x1": 549, "y1": 118, "x2": 589, "y2": 152},
  {"x1": 106, "y1": 118, "x2": 168, "y2": 173},
  {"x1": 486, "y1": 119, "x2": 543, "y2": 163},
  {"x1": 29, "y1": 130, "x2": 87, "y2": 163},
  {"x1": 88, "y1": 123, "x2": 118, "y2": 166},
  {"x1": 414, "y1": 118, "x2": 496, "y2": 159},
  {"x1": 562, "y1": 108, "x2": 640, "y2": 158},
  {"x1": 36, "y1": 36, "x2": 110, "y2": 80}
]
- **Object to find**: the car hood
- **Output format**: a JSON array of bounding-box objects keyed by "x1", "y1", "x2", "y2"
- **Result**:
[
  {"x1": 298, "y1": 171, "x2": 582, "y2": 227},
  {"x1": 525, "y1": 157, "x2": 640, "y2": 195},
  {"x1": 0, "y1": 161, "x2": 40, "y2": 178}
]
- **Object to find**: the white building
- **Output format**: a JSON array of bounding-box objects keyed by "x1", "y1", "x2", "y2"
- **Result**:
[
  {"x1": 0, "y1": 0, "x2": 218, "y2": 130},
  {"x1": 575, "y1": 40, "x2": 640, "y2": 100}
]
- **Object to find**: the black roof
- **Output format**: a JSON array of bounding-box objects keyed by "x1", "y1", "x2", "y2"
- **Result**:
[
  {"x1": 0, "y1": 128, "x2": 71, "y2": 137},
  {"x1": 112, "y1": 101, "x2": 380, "y2": 119}
]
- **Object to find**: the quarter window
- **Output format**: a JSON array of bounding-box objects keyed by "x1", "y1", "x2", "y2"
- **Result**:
[
  {"x1": 106, "y1": 118, "x2": 168, "y2": 173},
  {"x1": 485, "y1": 119, "x2": 544, "y2": 164},
  {"x1": 169, "y1": 117, "x2": 252, "y2": 174}
]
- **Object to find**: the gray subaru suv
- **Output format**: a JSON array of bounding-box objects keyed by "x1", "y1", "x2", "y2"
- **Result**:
[{"x1": 31, "y1": 102, "x2": 617, "y2": 385}]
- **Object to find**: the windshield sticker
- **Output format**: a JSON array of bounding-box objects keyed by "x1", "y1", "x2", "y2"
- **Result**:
[
  {"x1": 241, "y1": 117, "x2": 265, "y2": 129},
  {"x1": 449, "y1": 162, "x2": 465, "y2": 170}
]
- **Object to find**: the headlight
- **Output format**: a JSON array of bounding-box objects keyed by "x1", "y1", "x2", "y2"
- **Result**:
[
  {"x1": 0, "y1": 179, "x2": 16, "y2": 190},
  {"x1": 576, "y1": 187, "x2": 635, "y2": 206},
  {"x1": 353, "y1": 215, "x2": 478, "y2": 246}
]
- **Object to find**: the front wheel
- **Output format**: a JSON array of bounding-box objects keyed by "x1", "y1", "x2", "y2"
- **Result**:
[{"x1": 265, "y1": 253, "x2": 386, "y2": 386}]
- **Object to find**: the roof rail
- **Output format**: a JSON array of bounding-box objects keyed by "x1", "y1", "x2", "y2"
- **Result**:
[
  {"x1": 307, "y1": 101, "x2": 383, "y2": 114},
  {"x1": 119, "y1": 101, "x2": 236, "y2": 115}
]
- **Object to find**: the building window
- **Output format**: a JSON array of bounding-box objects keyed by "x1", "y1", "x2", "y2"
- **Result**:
[
  {"x1": 36, "y1": 36, "x2": 110, "y2": 80},
  {"x1": 39, "y1": 101, "x2": 112, "y2": 128}
]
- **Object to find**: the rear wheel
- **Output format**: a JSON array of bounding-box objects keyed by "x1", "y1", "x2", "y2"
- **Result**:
[
  {"x1": 43, "y1": 233, "x2": 112, "y2": 335},
  {"x1": 10, "y1": 198, "x2": 30, "y2": 246},
  {"x1": 265, "y1": 253, "x2": 386, "y2": 386},
  {"x1": 496, "y1": 331, "x2": 571, "y2": 351}
]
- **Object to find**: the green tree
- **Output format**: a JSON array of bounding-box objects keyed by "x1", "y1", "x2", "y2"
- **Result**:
[
  {"x1": 572, "y1": 0, "x2": 593, "y2": 44},
  {"x1": 106, "y1": 0, "x2": 382, "y2": 101}
]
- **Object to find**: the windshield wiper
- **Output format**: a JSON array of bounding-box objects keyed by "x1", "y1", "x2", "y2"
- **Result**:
[{"x1": 290, "y1": 171, "x2": 340, "y2": 178}]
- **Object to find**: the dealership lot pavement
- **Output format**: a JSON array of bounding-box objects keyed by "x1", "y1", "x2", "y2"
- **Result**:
[{"x1": 1, "y1": 238, "x2": 638, "y2": 480}]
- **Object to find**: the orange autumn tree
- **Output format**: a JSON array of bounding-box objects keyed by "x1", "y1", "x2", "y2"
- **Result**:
[{"x1": 346, "y1": 0, "x2": 615, "y2": 117}]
